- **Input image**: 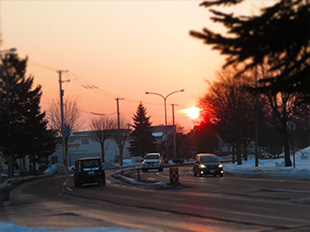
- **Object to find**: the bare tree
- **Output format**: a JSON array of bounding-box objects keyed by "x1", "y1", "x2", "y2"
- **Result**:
[
  {"x1": 46, "y1": 96, "x2": 83, "y2": 135},
  {"x1": 89, "y1": 116, "x2": 113, "y2": 162},
  {"x1": 200, "y1": 68, "x2": 256, "y2": 165},
  {"x1": 46, "y1": 96, "x2": 83, "y2": 162},
  {"x1": 257, "y1": 66, "x2": 304, "y2": 167},
  {"x1": 110, "y1": 116, "x2": 130, "y2": 166}
]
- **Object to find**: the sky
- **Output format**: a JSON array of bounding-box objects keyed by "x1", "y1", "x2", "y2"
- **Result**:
[{"x1": 0, "y1": 0, "x2": 275, "y2": 131}]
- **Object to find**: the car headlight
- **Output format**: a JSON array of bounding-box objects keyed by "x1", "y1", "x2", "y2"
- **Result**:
[
  {"x1": 199, "y1": 164, "x2": 206, "y2": 168},
  {"x1": 218, "y1": 164, "x2": 223, "y2": 168}
]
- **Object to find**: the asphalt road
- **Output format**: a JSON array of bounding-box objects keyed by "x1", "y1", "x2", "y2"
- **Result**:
[{"x1": 1, "y1": 166, "x2": 310, "y2": 232}]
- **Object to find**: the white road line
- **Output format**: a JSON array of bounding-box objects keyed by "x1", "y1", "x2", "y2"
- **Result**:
[
  {"x1": 229, "y1": 210, "x2": 310, "y2": 224},
  {"x1": 156, "y1": 172, "x2": 168, "y2": 178}
]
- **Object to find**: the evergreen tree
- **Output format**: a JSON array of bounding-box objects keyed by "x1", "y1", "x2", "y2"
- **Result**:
[
  {"x1": 190, "y1": 0, "x2": 309, "y2": 100},
  {"x1": 0, "y1": 54, "x2": 56, "y2": 174},
  {"x1": 129, "y1": 103, "x2": 156, "y2": 157}
]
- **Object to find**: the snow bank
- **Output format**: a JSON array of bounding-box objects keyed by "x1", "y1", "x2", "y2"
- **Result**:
[
  {"x1": 43, "y1": 164, "x2": 68, "y2": 175},
  {"x1": 223, "y1": 146, "x2": 310, "y2": 180},
  {"x1": 0, "y1": 222, "x2": 141, "y2": 232},
  {"x1": 110, "y1": 168, "x2": 180, "y2": 189}
]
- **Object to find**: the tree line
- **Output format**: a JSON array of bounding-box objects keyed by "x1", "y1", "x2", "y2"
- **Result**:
[
  {"x1": 195, "y1": 67, "x2": 309, "y2": 166},
  {"x1": 190, "y1": 0, "x2": 309, "y2": 166},
  {"x1": 1, "y1": 0, "x2": 308, "y2": 173}
]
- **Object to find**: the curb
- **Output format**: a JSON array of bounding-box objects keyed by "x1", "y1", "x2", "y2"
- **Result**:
[{"x1": 109, "y1": 168, "x2": 182, "y2": 189}]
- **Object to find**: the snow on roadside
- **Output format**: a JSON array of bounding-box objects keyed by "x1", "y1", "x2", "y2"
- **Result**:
[
  {"x1": 110, "y1": 168, "x2": 180, "y2": 189},
  {"x1": 223, "y1": 146, "x2": 310, "y2": 180},
  {"x1": 43, "y1": 164, "x2": 68, "y2": 175},
  {"x1": 0, "y1": 222, "x2": 142, "y2": 232}
]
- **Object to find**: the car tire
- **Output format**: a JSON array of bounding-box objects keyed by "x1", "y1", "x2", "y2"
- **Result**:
[
  {"x1": 76, "y1": 179, "x2": 82, "y2": 187},
  {"x1": 99, "y1": 179, "x2": 106, "y2": 186},
  {"x1": 220, "y1": 173, "x2": 224, "y2": 177}
]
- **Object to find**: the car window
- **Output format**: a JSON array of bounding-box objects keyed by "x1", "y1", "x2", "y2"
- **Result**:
[
  {"x1": 145, "y1": 155, "x2": 159, "y2": 159},
  {"x1": 82, "y1": 160, "x2": 101, "y2": 168},
  {"x1": 200, "y1": 156, "x2": 219, "y2": 163}
]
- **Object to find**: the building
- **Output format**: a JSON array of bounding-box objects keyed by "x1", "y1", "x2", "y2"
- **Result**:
[
  {"x1": 50, "y1": 129, "x2": 131, "y2": 167},
  {"x1": 50, "y1": 126, "x2": 174, "y2": 167}
]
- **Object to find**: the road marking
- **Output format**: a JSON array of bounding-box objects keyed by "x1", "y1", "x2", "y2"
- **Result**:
[
  {"x1": 229, "y1": 210, "x2": 310, "y2": 224},
  {"x1": 156, "y1": 172, "x2": 168, "y2": 178}
]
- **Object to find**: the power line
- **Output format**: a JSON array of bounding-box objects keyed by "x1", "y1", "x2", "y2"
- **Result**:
[
  {"x1": 29, "y1": 60, "x2": 186, "y2": 108},
  {"x1": 29, "y1": 61, "x2": 59, "y2": 71}
]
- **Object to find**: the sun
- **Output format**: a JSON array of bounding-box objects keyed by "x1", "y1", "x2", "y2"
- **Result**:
[{"x1": 185, "y1": 107, "x2": 200, "y2": 120}]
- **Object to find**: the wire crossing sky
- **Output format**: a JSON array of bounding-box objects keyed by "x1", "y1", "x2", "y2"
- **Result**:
[{"x1": 1, "y1": 0, "x2": 275, "y2": 131}]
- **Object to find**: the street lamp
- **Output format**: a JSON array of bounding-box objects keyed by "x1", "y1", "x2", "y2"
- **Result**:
[
  {"x1": 145, "y1": 89, "x2": 184, "y2": 160},
  {"x1": 0, "y1": 48, "x2": 17, "y2": 55}
]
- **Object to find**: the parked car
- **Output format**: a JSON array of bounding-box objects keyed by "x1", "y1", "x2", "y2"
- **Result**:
[
  {"x1": 142, "y1": 153, "x2": 164, "y2": 172},
  {"x1": 74, "y1": 157, "x2": 105, "y2": 187},
  {"x1": 193, "y1": 153, "x2": 224, "y2": 177}
]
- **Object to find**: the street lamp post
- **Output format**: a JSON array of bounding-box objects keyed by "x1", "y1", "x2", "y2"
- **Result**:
[{"x1": 145, "y1": 89, "x2": 184, "y2": 160}]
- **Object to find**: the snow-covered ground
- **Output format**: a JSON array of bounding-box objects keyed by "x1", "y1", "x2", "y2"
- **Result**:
[
  {"x1": 0, "y1": 222, "x2": 142, "y2": 232},
  {"x1": 1, "y1": 147, "x2": 309, "y2": 231},
  {"x1": 222, "y1": 146, "x2": 310, "y2": 180}
]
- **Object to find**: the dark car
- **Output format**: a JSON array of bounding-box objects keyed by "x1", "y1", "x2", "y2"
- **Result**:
[
  {"x1": 74, "y1": 157, "x2": 106, "y2": 187},
  {"x1": 193, "y1": 153, "x2": 223, "y2": 177}
]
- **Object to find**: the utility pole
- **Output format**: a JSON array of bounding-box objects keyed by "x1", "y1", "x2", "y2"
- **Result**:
[
  {"x1": 254, "y1": 66, "x2": 259, "y2": 167},
  {"x1": 115, "y1": 97, "x2": 124, "y2": 166},
  {"x1": 171, "y1": 104, "x2": 178, "y2": 160},
  {"x1": 57, "y1": 70, "x2": 69, "y2": 166},
  {"x1": 115, "y1": 98, "x2": 124, "y2": 130},
  {"x1": 4, "y1": 54, "x2": 13, "y2": 177}
]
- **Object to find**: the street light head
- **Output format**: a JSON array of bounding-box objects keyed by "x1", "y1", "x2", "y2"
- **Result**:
[
  {"x1": 0, "y1": 48, "x2": 17, "y2": 55},
  {"x1": 145, "y1": 92, "x2": 149, "y2": 94},
  {"x1": 180, "y1": 89, "x2": 185, "y2": 92}
]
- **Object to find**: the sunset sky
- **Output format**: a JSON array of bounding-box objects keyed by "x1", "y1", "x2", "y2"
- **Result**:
[{"x1": 1, "y1": 0, "x2": 275, "y2": 131}]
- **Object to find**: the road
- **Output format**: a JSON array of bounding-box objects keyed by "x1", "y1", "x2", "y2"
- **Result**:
[{"x1": 1, "y1": 166, "x2": 310, "y2": 232}]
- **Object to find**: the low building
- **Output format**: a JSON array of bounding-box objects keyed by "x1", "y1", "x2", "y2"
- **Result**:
[{"x1": 50, "y1": 129, "x2": 131, "y2": 167}]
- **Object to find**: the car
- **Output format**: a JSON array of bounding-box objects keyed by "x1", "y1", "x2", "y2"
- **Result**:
[
  {"x1": 142, "y1": 153, "x2": 164, "y2": 172},
  {"x1": 74, "y1": 157, "x2": 106, "y2": 187},
  {"x1": 193, "y1": 153, "x2": 224, "y2": 177}
]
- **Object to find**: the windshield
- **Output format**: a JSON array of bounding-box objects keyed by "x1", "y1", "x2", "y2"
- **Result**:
[
  {"x1": 200, "y1": 155, "x2": 219, "y2": 163},
  {"x1": 145, "y1": 154, "x2": 160, "y2": 160},
  {"x1": 82, "y1": 159, "x2": 101, "y2": 168}
]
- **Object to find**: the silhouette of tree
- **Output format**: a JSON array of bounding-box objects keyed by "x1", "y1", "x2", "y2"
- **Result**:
[
  {"x1": 46, "y1": 96, "x2": 83, "y2": 135},
  {"x1": 46, "y1": 96, "x2": 83, "y2": 160},
  {"x1": 257, "y1": 65, "x2": 306, "y2": 166},
  {"x1": 199, "y1": 68, "x2": 255, "y2": 165},
  {"x1": 89, "y1": 116, "x2": 113, "y2": 162},
  {"x1": 129, "y1": 103, "x2": 156, "y2": 157},
  {"x1": 110, "y1": 116, "x2": 130, "y2": 166},
  {"x1": 0, "y1": 54, "x2": 56, "y2": 175},
  {"x1": 190, "y1": 0, "x2": 309, "y2": 99}
]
